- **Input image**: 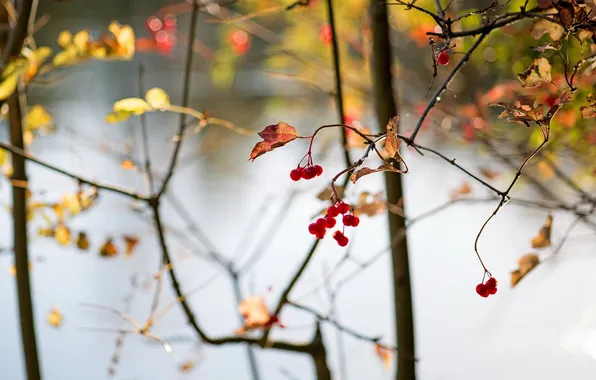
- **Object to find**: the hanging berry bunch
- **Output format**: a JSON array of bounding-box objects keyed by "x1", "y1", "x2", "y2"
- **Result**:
[{"x1": 475, "y1": 277, "x2": 498, "y2": 298}]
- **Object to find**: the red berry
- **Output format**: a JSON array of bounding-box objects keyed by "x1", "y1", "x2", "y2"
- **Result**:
[
  {"x1": 351, "y1": 216, "x2": 360, "y2": 227},
  {"x1": 319, "y1": 24, "x2": 332, "y2": 44},
  {"x1": 308, "y1": 223, "x2": 318, "y2": 235},
  {"x1": 315, "y1": 218, "x2": 327, "y2": 229},
  {"x1": 303, "y1": 166, "x2": 318, "y2": 180},
  {"x1": 475, "y1": 283, "x2": 489, "y2": 298},
  {"x1": 332, "y1": 230, "x2": 343, "y2": 240},
  {"x1": 314, "y1": 165, "x2": 323, "y2": 176},
  {"x1": 489, "y1": 287, "x2": 497, "y2": 295},
  {"x1": 315, "y1": 229, "x2": 326, "y2": 239},
  {"x1": 485, "y1": 277, "x2": 497, "y2": 289},
  {"x1": 327, "y1": 205, "x2": 340, "y2": 218},
  {"x1": 437, "y1": 51, "x2": 450, "y2": 66},
  {"x1": 290, "y1": 169, "x2": 302, "y2": 181},
  {"x1": 337, "y1": 202, "x2": 350, "y2": 214},
  {"x1": 337, "y1": 236, "x2": 349, "y2": 247},
  {"x1": 325, "y1": 217, "x2": 336, "y2": 228},
  {"x1": 342, "y1": 214, "x2": 353, "y2": 226}
]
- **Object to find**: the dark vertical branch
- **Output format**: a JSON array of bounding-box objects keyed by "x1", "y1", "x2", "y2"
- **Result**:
[
  {"x1": 5, "y1": 1, "x2": 40, "y2": 379},
  {"x1": 231, "y1": 274, "x2": 262, "y2": 380},
  {"x1": 9, "y1": 89, "x2": 41, "y2": 380},
  {"x1": 369, "y1": 2, "x2": 416, "y2": 380},
  {"x1": 325, "y1": 0, "x2": 351, "y2": 167},
  {"x1": 138, "y1": 62, "x2": 155, "y2": 195},
  {"x1": 309, "y1": 324, "x2": 332, "y2": 380}
]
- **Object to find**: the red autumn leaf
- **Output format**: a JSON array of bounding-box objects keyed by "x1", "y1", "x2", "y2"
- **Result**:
[{"x1": 249, "y1": 122, "x2": 299, "y2": 161}]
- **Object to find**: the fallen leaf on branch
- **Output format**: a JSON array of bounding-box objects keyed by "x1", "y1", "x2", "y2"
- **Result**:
[
  {"x1": 531, "y1": 214, "x2": 552, "y2": 248},
  {"x1": 47, "y1": 307, "x2": 63, "y2": 327},
  {"x1": 511, "y1": 253, "x2": 540, "y2": 287},
  {"x1": 249, "y1": 122, "x2": 299, "y2": 161},
  {"x1": 350, "y1": 163, "x2": 402, "y2": 184}
]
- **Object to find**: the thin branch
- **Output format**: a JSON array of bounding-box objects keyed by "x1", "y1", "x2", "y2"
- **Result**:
[
  {"x1": 158, "y1": 0, "x2": 201, "y2": 197},
  {"x1": 0, "y1": 142, "x2": 148, "y2": 201},
  {"x1": 138, "y1": 62, "x2": 155, "y2": 195}
]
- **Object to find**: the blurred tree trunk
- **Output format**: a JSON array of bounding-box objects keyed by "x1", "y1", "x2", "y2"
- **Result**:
[{"x1": 369, "y1": 2, "x2": 416, "y2": 380}]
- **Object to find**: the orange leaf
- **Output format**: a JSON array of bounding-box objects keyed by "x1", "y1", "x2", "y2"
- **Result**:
[
  {"x1": 123, "y1": 235, "x2": 139, "y2": 256},
  {"x1": 449, "y1": 182, "x2": 472, "y2": 200},
  {"x1": 384, "y1": 116, "x2": 400, "y2": 159},
  {"x1": 120, "y1": 159, "x2": 137, "y2": 170},
  {"x1": 235, "y1": 296, "x2": 272, "y2": 334},
  {"x1": 249, "y1": 122, "x2": 299, "y2": 161},
  {"x1": 531, "y1": 214, "x2": 552, "y2": 248},
  {"x1": 479, "y1": 167, "x2": 500, "y2": 180},
  {"x1": 374, "y1": 343, "x2": 391, "y2": 369},
  {"x1": 100, "y1": 238, "x2": 118, "y2": 257},
  {"x1": 511, "y1": 253, "x2": 540, "y2": 287}
]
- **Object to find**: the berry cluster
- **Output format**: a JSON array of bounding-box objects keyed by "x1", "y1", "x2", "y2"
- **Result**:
[
  {"x1": 308, "y1": 202, "x2": 360, "y2": 247},
  {"x1": 475, "y1": 277, "x2": 498, "y2": 298},
  {"x1": 290, "y1": 164, "x2": 323, "y2": 181}
]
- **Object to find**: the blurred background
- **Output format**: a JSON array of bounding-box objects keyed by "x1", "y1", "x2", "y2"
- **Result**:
[{"x1": 1, "y1": 0, "x2": 596, "y2": 379}]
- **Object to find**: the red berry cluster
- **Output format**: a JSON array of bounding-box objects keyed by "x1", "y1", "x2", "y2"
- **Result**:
[
  {"x1": 308, "y1": 202, "x2": 360, "y2": 247},
  {"x1": 146, "y1": 15, "x2": 177, "y2": 55},
  {"x1": 290, "y1": 164, "x2": 323, "y2": 181},
  {"x1": 475, "y1": 277, "x2": 498, "y2": 298}
]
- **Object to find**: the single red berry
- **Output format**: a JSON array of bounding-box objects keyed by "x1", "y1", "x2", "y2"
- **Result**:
[
  {"x1": 315, "y1": 229, "x2": 326, "y2": 239},
  {"x1": 485, "y1": 277, "x2": 497, "y2": 289},
  {"x1": 315, "y1": 218, "x2": 327, "y2": 229},
  {"x1": 290, "y1": 169, "x2": 302, "y2": 181},
  {"x1": 351, "y1": 215, "x2": 360, "y2": 227},
  {"x1": 337, "y1": 202, "x2": 350, "y2": 214},
  {"x1": 332, "y1": 230, "x2": 343, "y2": 240},
  {"x1": 314, "y1": 165, "x2": 323, "y2": 176},
  {"x1": 319, "y1": 24, "x2": 332, "y2": 44},
  {"x1": 304, "y1": 166, "x2": 318, "y2": 180},
  {"x1": 437, "y1": 50, "x2": 450, "y2": 66},
  {"x1": 308, "y1": 223, "x2": 318, "y2": 235},
  {"x1": 325, "y1": 217, "x2": 336, "y2": 228},
  {"x1": 475, "y1": 283, "x2": 489, "y2": 298},
  {"x1": 342, "y1": 214, "x2": 354, "y2": 226},
  {"x1": 327, "y1": 205, "x2": 340, "y2": 218},
  {"x1": 338, "y1": 235, "x2": 349, "y2": 247},
  {"x1": 489, "y1": 287, "x2": 497, "y2": 295}
]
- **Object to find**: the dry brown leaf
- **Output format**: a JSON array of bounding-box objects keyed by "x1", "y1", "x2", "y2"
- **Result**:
[
  {"x1": 100, "y1": 238, "x2": 118, "y2": 257},
  {"x1": 511, "y1": 253, "x2": 540, "y2": 287},
  {"x1": 531, "y1": 19, "x2": 565, "y2": 41},
  {"x1": 350, "y1": 163, "x2": 402, "y2": 184},
  {"x1": 123, "y1": 235, "x2": 139, "y2": 256},
  {"x1": 179, "y1": 360, "x2": 196, "y2": 373},
  {"x1": 384, "y1": 116, "x2": 400, "y2": 159},
  {"x1": 531, "y1": 214, "x2": 552, "y2": 248},
  {"x1": 353, "y1": 192, "x2": 386, "y2": 217},
  {"x1": 76, "y1": 231, "x2": 90, "y2": 250},
  {"x1": 47, "y1": 307, "x2": 63, "y2": 327},
  {"x1": 316, "y1": 185, "x2": 344, "y2": 201},
  {"x1": 479, "y1": 167, "x2": 500, "y2": 180},
  {"x1": 449, "y1": 182, "x2": 472, "y2": 200},
  {"x1": 249, "y1": 122, "x2": 299, "y2": 161},
  {"x1": 517, "y1": 58, "x2": 552, "y2": 87}
]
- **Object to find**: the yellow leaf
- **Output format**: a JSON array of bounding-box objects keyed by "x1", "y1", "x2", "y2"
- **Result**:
[
  {"x1": 105, "y1": 110, "x2": 133, "y2": 123},
  {"x1": 52, "y1": 45, "x2": 78, "y2": 66},
  {"x1": 537, "y1": 160, "x2": 554, "y2": 180},
  {"x1": 120, "y1": 159, "x2": 136, "y2": 170},
  {"x1": 0, "y1": 148, "x2": 6, "y2": 167},
  {"x1": 23, "y1": 47, "x2": 52, "y2": 82},
  {"x1": 47, "y1": 307, "x2": 63, "y2": 327},
  {"x1": 0, "y1": 73, "x2": 18, "y2": 101},
  {"x1": 108, "y1": 22, "x2": 135, "y2": 60},
  {"x1": 73, "y1": 30, "x2": 90, "y2": 54},
  {"x1": 531, "y1": 214, "x2": 552, "y2": 248},
  {"x1": 113, "y1": 98, "x2": 151, "y2": 115},
  {"x1": 61, "y1": 194, "x2": 81, "y2": 215},
  {"x1": 374, "y1": 344, "x2": 392, "y2": 369},
  {"x1": 90, "y1": 46, "x2": 106, "y2": 59},
  {"x1": 24, "y1": 105, "x2": 53, "y2": 131},
  {"x1": 55, "y1": 224, "x2": 71, "y2": 246},
  {"x1": 145, "y1": 87, "x2": 170, "y2": 110},
  {"x1": 57, "y1": 30, "x2": 72, "y2": 48}
]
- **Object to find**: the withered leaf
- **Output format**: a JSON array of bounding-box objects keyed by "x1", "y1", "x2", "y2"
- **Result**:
[
  {"x1": 511, "y1": 253, "x2": 540, "y2": 287},
  {"x1": 531, "y1": 214, "x2": 552, "y2": 248},
  {"x1": 179, "y1": 360, "x2": 196, "y2": 373},
  {"x1": 235, "y1": 296, "x2": 272, "y2": 335},
  {"x1": 580, "y1": 93, "x2": 596, "y2": 119},
  {"x1": 76, "y1": 231, "x2": 90, "y2": 250},
  {"x1": 531, "y1": 19, "x2": 565, "y2": 41},
  {"x1": 123, "y1": 235, "x2": 140, "y2": 256},
  {"x1": 558, "y1": 4, "x2": 574, "y2": 29},
  {"x1": 350, "y1": 163, "x2": 403, "y2": 184},
  {"x1": 449, "y1": 182, "x2": 472, "y2": 200},
  {"x1": 353, "y1": 192, "x2": 386, "y2": 217},
  {"x1": 316, "y1": 185, "x2": 344, "y2": 201},
  {"x1": 249, "y1": 122, "x2": 299, "y2": 161},
  {"x1": 517, "y1": 58, "x2": 552, "y2": 88},
  {"x1": 374, "y1": 343, "x2": 392, "y2": 369},
  {"x1": 479, "y1": 167, "x2": 500, "y2": 180},
  {"x1": 55, "y1": 224, "x2": 71, "y2": 246},
  {"x1": 100, "y1": 238, "x2": 118, "y2": 257},
  {"x1": 384, "y1": 116, "x2": 400, "y2": 159}
]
